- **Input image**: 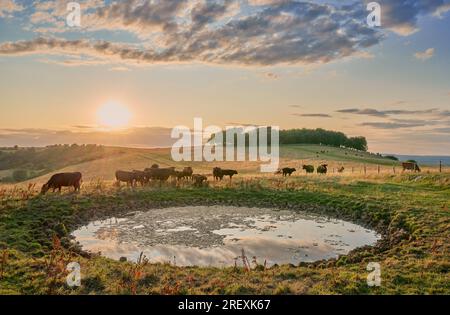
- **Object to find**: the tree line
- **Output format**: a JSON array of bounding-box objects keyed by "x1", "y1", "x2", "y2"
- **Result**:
[{"x1": 212, "y1": 128, "x2": 368, "y2": 151}]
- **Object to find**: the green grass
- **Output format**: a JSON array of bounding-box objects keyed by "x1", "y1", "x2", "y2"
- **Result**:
[{"x1": 0, "y1": 173, "x2": 448, "y2": 295}]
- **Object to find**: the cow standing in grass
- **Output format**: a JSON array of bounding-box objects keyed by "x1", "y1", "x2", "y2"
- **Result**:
[
  {"x1": 132, "y1": 170, "x2": 147, "y2": 186},
  {"x1": 281, "y1": 168, "x2": 296, "y2": 177},
  {"x1": 192, "y1": 174, "x2": 207, "y2": 187},
  {"x1": 145, "y1": 167, "x2": 176, "y2": 182},
  {"x1": 317, "y1": 164, "x2": 328, "y2": 174},
  {"x1": 302, "y1": 165, "x2": 314, "y2": 173},
  {"x1": 116, "y1": 170, "x2": 136, "y2": 186},
  {"x1": 402, "y1": 162, "x2": 421, "y2": 172},
  {"x1": 338, "y1": 166, "x2": 345, "y2": 173},
  {"x1": 213, "y1": 167, "x2": 224, "y2": 181},
  {"x1": 41, "y1": 172, "x2": 82, "y2": 194},
  {"x1": 213, "y1": 167, "x2": 238, "y2": 181}
]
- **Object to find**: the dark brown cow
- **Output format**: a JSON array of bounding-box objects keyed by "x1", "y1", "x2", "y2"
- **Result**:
[
  {"x1": 317, "y1": 164, "x2": 328, "y2": 174},
  {"x1": 338, "y1": 166, "x2": 345, "y2": 173},
  {"x1": 145, "y1": 167, "x2": 176, "y2": 181},
  {"x1": 213, "y1": 167, "x2": 238, "y2": 180},
  {"x1": 213, "y1": 167, "x2": 224, "y2": 181},
  {"x1": 116, "y1": 170, "x2": 136, "y2": 186},
  {"x1": 402, "y1": 162, "x2": 421, "y2": 172},
  {"x1": 221, "y1": 169, "x2": 238, "y2": 179},
  {"x1": 302, "y1": 165, "x2": 314, "y2": 173},
  {"x1": 132, "y1": 170, "x2": 147, "y2": 186},
  {"x1": 181, "y1": 167, "x2": 193, "y2": 180},
  {"x1": 41, "y1": 172, "x2": 82, "y2": 194},
  {"x1": 192, "y1": 174, "x2": 207, "y2": 187},
  {"x1": 281, "y1": 167, "x2": 296, "y2": 176}
]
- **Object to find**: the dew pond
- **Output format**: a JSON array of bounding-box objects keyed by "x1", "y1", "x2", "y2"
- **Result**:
[{"x1": 72, "y1": 206, "x2": 380, "y2": 267}]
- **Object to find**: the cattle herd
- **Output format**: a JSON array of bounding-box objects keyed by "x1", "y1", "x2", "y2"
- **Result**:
[
  {"x1": 277, "y1": 164, "x2": 330, "y2": 177},
  {"x1": 39, "y1": 161, "x2": 422, "y2": 194},
  {"x1": 115, "y1": 165, "x2": 237, "y2": 187}
]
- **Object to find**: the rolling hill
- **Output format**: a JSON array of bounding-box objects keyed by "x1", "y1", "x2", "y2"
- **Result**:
[{"x1": 0, "y1": 144, "x2": 404, "y2": 184}]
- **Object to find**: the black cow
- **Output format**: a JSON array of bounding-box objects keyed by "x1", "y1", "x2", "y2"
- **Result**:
[
  {"x1": 317, "y1": 164, "x2": 328, "y2": 174},
  {"x1": 302, "y1": 165, "x2": 314, "y2": 173},
  {"x1": 282, "y1": 168, "x2": 296, "y2": 177},
  {"x1": 41, "y1": 172, "x2": 82, "y2": 194}
]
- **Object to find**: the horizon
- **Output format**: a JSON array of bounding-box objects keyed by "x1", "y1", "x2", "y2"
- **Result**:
[{"x1": 1, "y1": 0, "x2": 450, "y2": 155}]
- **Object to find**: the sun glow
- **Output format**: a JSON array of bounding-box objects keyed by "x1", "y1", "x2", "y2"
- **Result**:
[{"x1": 97, "y1": 101, "x2": 132, "y2": 129}]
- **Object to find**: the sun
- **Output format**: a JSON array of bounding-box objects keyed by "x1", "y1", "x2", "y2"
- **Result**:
[{"x1": 97, "y1": 101, "x2": 132, "y2": 129}]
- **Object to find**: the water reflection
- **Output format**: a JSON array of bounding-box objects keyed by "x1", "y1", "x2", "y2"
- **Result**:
[{"x1": 72, "y1": 206, "x2": 380, "y2": 267}]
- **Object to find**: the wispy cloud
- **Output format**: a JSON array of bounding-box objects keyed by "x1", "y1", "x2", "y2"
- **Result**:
[
  {"x1": 0, "y1": 127, "x2": 175, "y2": 148},
  {"x1": 414, "y1": 48, "x2": 435, "y2": 60},
  {"x1": 292, "y1": 113, "x2": 331, "y2": 118},
  {"x1": 337, "y1": 107, "x2": 438, "y2": 117},
  {"x1": 0, "y1": 0, "x2": 23, "y2": 18}
]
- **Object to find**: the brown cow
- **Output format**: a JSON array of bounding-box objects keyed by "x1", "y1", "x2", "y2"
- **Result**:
[
  {"x1": 213, "y1": 167, "x2": 224, "y2": 181},
  {"x1": 192, "y1": 174, "x2": 207, "y2": 187},
  {"x1": 132, "y1": 170, "x2": 147, "y2": 186},
  {"x1": 317, "y1": 164, "x2": 328, "y2": 174},
  {"x1": 402, "y1": 162, "x2": 421, "y2": 172},
  {"x1": 41, "y1": 172, "x2": 82, "y2": 194},
  {"x1": 116, "y1": 170, "x2": 136, "y2": 186},
  {"x1": 281, "y1": 167, "x2": 296, "y2": 177},
  {"x1": 145, "y1": 167, "x2": 176, "y2": 181}
]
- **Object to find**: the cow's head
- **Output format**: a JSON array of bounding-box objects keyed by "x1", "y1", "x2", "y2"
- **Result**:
[{"x1": 41, "y1": 184, "x2": 50, "y2": 195}]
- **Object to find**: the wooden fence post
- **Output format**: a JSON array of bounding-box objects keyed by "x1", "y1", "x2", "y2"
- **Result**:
[{"x1": 440, "y1": 160, "x2": 442, "y2": 173}]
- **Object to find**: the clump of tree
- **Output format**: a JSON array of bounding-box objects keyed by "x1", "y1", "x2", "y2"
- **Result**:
[
  {"x1": 211, "y1": 127, "x2": 368, "y2": 151},
  {"x1": 279, "y1": 129, "x2": 368, "y2": 151}
]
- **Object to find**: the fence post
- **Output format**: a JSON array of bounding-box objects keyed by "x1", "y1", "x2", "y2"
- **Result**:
[
  {"x1": 364, "y1": 164, "x2": 367, "y2": 175},
  {"x1": 393, "y1": 166, "x2": 396, "y2": 174},
  {"x1": 377, "y1": 165, "x2": 380, "y2": 174},
  {"x1": 440, "y1": 160, "x2": 442, "y2": 173}
]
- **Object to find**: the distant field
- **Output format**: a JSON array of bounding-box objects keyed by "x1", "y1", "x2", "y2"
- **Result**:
[
  {"x1": 5, "y1": 144, "x2": 402, "y2": 183},
  {"x1": 1, "y1": 144, "x2": 446, "y2": 185}
]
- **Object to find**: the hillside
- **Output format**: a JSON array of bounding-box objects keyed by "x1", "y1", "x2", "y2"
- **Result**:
[{"x1": 1, "y1": 144, "x2": 403, "y2": 184}]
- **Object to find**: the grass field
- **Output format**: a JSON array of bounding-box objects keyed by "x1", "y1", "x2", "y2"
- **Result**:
[
  {"x1": 4, "y1": 144, "x2": 439, "y2": 184},
  {"x1": 0, "y1": 145, "x2": 448, "y2": 295}
]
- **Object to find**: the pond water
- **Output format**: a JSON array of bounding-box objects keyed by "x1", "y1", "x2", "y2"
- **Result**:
[{"x1": 72, "y1": 206, "x2": 380, "y2": 267}]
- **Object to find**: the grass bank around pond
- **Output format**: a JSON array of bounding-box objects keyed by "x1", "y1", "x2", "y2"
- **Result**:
[{"x1": 0, "y1": 174, "x2": 449, "y2": 294}]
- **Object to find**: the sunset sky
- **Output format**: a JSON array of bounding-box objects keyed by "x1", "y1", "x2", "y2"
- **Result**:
[{"x1": 0, "y1": 0, "x2": 449, "y2": 154}]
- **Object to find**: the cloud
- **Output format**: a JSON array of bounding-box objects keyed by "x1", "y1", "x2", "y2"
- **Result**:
[
  {"x1": 0, "y1": 0, "x2": 23, "y2": 18},
  {"x1": 370, "y1": 0, "x2": 450, "y2": 36},
  {"x1": 360, "y1": 121, "x2": 426, "y2": 129},
  {"x1": 0, "y1": 127, "x2": 175, "y2": 148},
  {"x1": 337, "y1": 107, "x2": 438, "y2": 117},
  {"x1": 292, "y1": 113, "x2": 331, "y2": 118},
  {"x1": 263, "y1": 72, "x2": 279, "y2": 80},
  {"x1": 414, "y1": 48, "x2": 435, "y2": 60},
  {"x1": 0, "y1": 1, "x2": 384, "y2": 67}
]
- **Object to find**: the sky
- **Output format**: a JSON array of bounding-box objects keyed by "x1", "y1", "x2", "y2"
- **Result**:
[{"x1": 0, "y1": 0, "x2": 449, "y2": 154}]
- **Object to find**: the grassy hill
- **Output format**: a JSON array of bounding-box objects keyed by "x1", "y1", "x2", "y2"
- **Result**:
[{"x1": 0, "y1": 144, "x2": 406, "y2": 184}]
